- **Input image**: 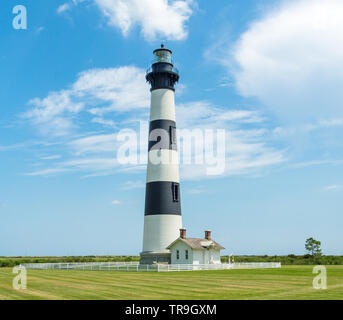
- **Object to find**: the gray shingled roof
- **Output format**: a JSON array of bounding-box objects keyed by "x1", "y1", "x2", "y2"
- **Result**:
[{"x1": 167, "y1": 238, "x2": 225, "y2": 250}]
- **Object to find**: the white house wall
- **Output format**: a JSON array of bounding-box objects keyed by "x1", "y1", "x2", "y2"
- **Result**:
[
  {"x1": 170, "y1": 242, "x2": 222, "y2": 265},
  {"x1": 170, "y1": 241, "x2": 193, "y2": 264},
  {"x1": 210, "y1": 249, "x2": 221, "y2": 264},
  {"x1": 192, "y1": 250, "x2": 203, "y2": 265}
]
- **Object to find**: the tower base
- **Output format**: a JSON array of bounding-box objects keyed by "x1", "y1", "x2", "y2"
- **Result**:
[{"x1": 140, "y1": 252, "x2": 171, "y2": 265}]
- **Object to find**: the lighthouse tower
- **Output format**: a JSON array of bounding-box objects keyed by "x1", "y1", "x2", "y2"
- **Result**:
[{"x1": 140, "y1": 45, "x2": 182, "y2": 264}]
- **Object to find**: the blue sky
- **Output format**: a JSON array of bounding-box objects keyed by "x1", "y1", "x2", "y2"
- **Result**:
[{"x1": 1, "y1": 0, "x2": 342, "y2": 256}]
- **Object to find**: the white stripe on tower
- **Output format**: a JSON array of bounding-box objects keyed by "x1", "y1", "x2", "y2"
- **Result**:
[
  {"x1": 146, "y1": 149, "x2": 179, "y2": 183},
  {"x1": 140, "y1": 45, "x2": 182, "y2": 264},
  {"x1": 150, "y1": 89, "x2": 176, "y2": 121}
]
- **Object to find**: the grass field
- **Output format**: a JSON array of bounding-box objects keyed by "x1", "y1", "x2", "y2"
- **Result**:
[{"x1": 0, "y1": 266, "x2": 342, "y2": 300}]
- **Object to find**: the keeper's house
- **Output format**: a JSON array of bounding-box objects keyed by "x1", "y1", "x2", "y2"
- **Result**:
[{"x1": 166, "y1": 229, "x2": 225, "y2": 265}]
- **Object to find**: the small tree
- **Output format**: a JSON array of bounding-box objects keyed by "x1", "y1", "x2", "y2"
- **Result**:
[{"x1": 305, "y1": 237, "x2": 322, "y2": 260}]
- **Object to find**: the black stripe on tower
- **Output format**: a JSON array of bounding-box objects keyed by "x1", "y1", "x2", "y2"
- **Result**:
[
  {"x1": 145, "y1": 181, "x2": 181, "y2": 216},
  {"x1": 146, "y1": 63, "x2": 179, "y2": 92},
  {"x1": 148, "y1": 119, "x2": 177, "y2": 152}
]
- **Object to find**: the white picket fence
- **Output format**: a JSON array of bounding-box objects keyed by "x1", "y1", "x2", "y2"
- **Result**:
[
  {"x1": 158, "y1": 262, "x2": 281, "y2": 272},
  {"x1": 22, "y1": 261, "x2": 140, "y2": 271},
  {"x1": 22, "y1": 262, "x2": 281, "y2": 272}
]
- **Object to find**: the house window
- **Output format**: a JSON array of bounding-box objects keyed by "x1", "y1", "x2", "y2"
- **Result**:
[
  {"x1": 185, "y1": 250, "x2": 189, "y2": 260},
  {"x1": 176, "y1": 250, "x2": 180, "y2": 260},
  {"x1": 172, "y1": 182, "x2": 179, "y2": 202}
]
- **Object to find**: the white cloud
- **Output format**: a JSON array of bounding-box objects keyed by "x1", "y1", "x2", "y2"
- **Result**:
[
  {"x1": 290, "y1": 160, "x2": 343, "y2": 169},
  {"x1": 111, "y1": 200, "x2": 120, "y2": 205},
  {"x1": 40, "y1": 155, "x2": 62, "y2": 160},
  {"x1": 91, "y1": 117, "x2": 116, "y2": 127},
  {"x1": 57, "y1": 0, "x2": 86, "y2": 14},
  {"x1": 121, "y1": 180, "x2": 145, "y2": 190},
  {"x1": 25, "y1": 103, "x2": 286, "y2": 179},
  {"x1": 36, "y1": 26, "x2": 45, "y2": 34},
  {"x1": 94, "y1": 0, "x2": 194, "y2": 40},
  {"x1": 230, "y1": 0, "x2": 343, "y2": 123},
  {"x1": 69, "y1": 134, "x2": 117, "y2": 155},
  {"x1": 23, "y1": 66, "x2": 149, "y2": 136},
  {"x1": 176, "y1": 101, "x2": 264, "y2": 128},
  {"x1": 25, "y1": 98, "x2": 286, "y2": 179},
  {"x1": 74, "y1": 67, "x2": 149, "y2": 114},
  {"x1": 24, "y1": 90, "x2": 84, "y2": 136},
  {"x1": 23, "y1": 66, "x2": 285, "y2": 180},
  {"x1": 26, "y1": 168, "x2": 71, "y2": 176},
  {"x1": 57, "y1": 3, "x2": 71, "y2": 14},
  {"x1": 175, "y1": 101, "x2": 286, "y2": 179},
  {"x1": 27, "y1": 157, "x2": 120, "y2": 177},
  {"x1": 187, "y1": 188, "x2": 205, "y2": 194},
  {"x1": 0, "y1": 143, "x2": 26, "y2": 151}
]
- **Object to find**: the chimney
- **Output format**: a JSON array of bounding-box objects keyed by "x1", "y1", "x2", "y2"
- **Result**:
[
  {"x1": 205, "y1": 230, "x2": 211, "y2": 240},
  {"x1": 180, "y1": 228, "x2": 186, "y2": 239}
]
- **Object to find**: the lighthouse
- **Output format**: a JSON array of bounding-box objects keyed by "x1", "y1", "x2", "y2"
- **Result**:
[{"x1": 140, "y1": 45, "x2": 182, "y2": 265}]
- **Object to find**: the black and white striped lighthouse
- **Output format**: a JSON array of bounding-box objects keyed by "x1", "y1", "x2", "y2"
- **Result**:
[{"x1": 140, "y1": 45, "x2": 182, "y2": 264}]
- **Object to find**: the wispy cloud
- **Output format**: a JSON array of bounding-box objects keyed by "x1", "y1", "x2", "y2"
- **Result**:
[
  {"x1": 121, "y1": 180, "x2": 145, "y2": 190},
  {"x1": 57, "y1": 3, "x2": 71, "y2": 14},
  {"x1": 57, "y1": 0, "x2": 86, "y2": 14},
  {"x1": 187, "y1": 188, "x2": 205, "y2": 194},
  {"x1": 26, "y1": 168, "x2": 71, "y2": 176},
  {"x1": 0, "y1": 143, "x2": 26, "y2": 151},
  {"x1": 176, "y1": 101, "x2": 286, "y2": 179},
  {"x1": 22, "y1": 66, "x2": 149, "y2": 136},
  {"x1": 22, "y1": 64, "x2": 286, "y2": 180},
  {"x1": 69, "y1": 134, "x2": 118, "y2": 156},
  {"x1": 36, "y1": 26, "x2": 45, "y2": 34},
  {"x1": 326, "y1": 185, "x2": 339, "y2": 190},
  {"x1": 91, "y1": 117, "x2": 116, "y2": 128},
  {"x1": 26, "y1": 157, "x2": 120, "y2": 177},
  {"x1": 290, "y1": 160, "x2": 343, "y2": 169},
  {"x1": 40, "y1": 155, "x2": 62, "y2": 160}
]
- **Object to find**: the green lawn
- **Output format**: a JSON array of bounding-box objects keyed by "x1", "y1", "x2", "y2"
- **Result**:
[{"x1": 0, "y1": 266, "x2": 342, "y2": 300}]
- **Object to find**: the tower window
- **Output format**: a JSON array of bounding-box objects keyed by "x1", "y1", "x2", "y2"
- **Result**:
[
  {"x1": 185, "y1": 250, "x2": 189, "y2": 260},
  {"x1": 176, "y1": 250, "x2": 180, "y2": 260},
  {"x1": 170, "y1": 126, "x2": 177, "y2": 146},
  {"x1": 172, "y1": 183, "x2": 179, "y2": 202}
]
